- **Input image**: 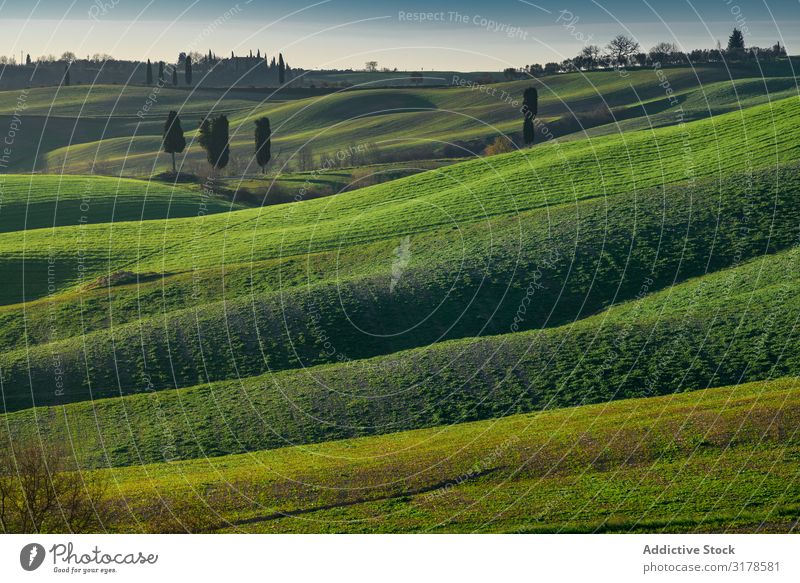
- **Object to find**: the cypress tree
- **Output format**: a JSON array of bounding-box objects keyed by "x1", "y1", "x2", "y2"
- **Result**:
[
  {"x1": 198, "y1": 115, "x2": 230, "y2": 173},
  {"x1": 185, "y1": 56, "x2": 193, "y2": 85},
  {"x1": 158, "y1": 61, "x2": 164, "y2": 84},
  {"x1": 522, "y1": 87, "x2": 538, "y2": 146},
  {"x1": 278, "y1": 53, "x2": 285, "y2": 84},
  {"x1": 213, "y1": 115, "x2": 230, "y2": 172},
  {"x1": 254, "y1": 117, "x2": 272, "y2": 174},
  {"x1": 172, "y1": 67, "x2": 178, "y2": 86},
  {"x1": 162, "y1": 111, "x2": 186, "y2": 174},
  {"x1": 146, "y1": 59, "x2": 153, "y2": 85},
  {"x1": 25, "y1": 54, "x2": 31, "y2": 66}
]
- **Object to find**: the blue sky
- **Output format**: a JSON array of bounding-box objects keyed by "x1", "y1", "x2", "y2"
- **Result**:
[{"x1": 0, "y1": 0, "x2": 797, "y2": 69}]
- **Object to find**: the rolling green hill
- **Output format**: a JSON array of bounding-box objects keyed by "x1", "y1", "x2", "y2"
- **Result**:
[
  {"x1": 3, "y1": 231, "x2": 799, "y2": 466},
  {"x1": 0, "y1": 174, "x2": 238, "y2": 233},
  {"x1": 0, "y1": 85, "x2": 291, "y2": 172},
  {"x1": 3, "y1": 94, "x2": 798, "y2": 308},
  {"x1": 0, "y1": 85, "x2": 274, "y2": 118},
  {"x1": 1, "y1": 161, "x2": 798, "y2": 412},
  {"x1": 1, "y1": 65, "x2": 798, "y2": 535},
  {"x1": 40, "y1": 67, "x2": 786, "y2": 175},
  {"x1": 1, "y1": 92, "x2": 798, "y2": 413},
  {"x1": 29, "y1": 376, "x2": 800, "y2": 532}
]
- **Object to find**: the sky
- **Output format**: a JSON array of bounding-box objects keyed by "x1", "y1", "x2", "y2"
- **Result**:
[{"x1": 0, "y1": 0, "x2": 797, "y2": 70}]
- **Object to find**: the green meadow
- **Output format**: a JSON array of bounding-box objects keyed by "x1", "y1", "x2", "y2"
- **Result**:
[
  {"x1": 61, "y1": 377, "x2": 800, "y2": 533},
  {"x1": 0, "y1": 65, "x2": 798, "y2": 533}
]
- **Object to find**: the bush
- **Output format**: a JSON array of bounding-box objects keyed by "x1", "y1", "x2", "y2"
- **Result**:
[
  {"x1": 0, "y1": 439, "x2": 108, "y2": 532},
  {"x1": 483, "y1": 136, "x2": 516, "y2": 156}
]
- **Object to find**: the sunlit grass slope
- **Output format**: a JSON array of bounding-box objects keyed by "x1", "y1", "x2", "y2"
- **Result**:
[
  {"x1": 4, "y1": 95, "x2": 798, "y2": 307},
  {"x1": 0, "y1": 84, "x2": 283, "y2": 171},
  {"x1": 42, "y1": 67, "x2": 762, "y2": 174},
  {"x1": 34, "y1": 377, "x2": 800, "y2": 533},
  {"x1": 1, "y1": 160, "x2": 798, "y2": 412},
  {"x1": 3, "y1": 234, "x2": 799, "y2": 466},
  {"x1": 0, "y1": 174, "x2": 238, "y2": 233}
]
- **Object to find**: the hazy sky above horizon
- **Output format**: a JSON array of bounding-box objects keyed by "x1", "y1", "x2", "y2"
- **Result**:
[{"x1": 0, "y1": 0, "x2": 797, "y2": 70}]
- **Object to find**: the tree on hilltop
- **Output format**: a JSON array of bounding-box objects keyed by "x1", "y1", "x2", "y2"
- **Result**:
[
  {"x1": 648, "y1": 42, "x2": 677, "y2": 64},
  {"x1": 606, "y1": 34, "x2": 640, "y2": 65},
  {"x1": 146, "y1": 59, "x2": 153, "y2": 85},
  {"x1": 278, "y1": 53, "x2": 285, "y2": 84},
  {"x1": 727, "y1": 28, "x2": 745, "y2": 54},
  {"x1": 579, "y1": 45, "x2": 601, "y2": 70}
]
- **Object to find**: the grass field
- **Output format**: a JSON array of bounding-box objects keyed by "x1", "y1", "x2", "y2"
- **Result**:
[
  {"x1": 1, "y1": 65, "x2": 798, "y2": 534},
  {"x1": 76, "y1": 377, "x2": 800, "y2": 532},
  {"x1": 0, "y1": 174, "x2": 239, "y2": 233},
  {"x1": 0, "y1": 88, "x2": 798, "y2": 412},
  {"x1": 3, "y1": 94, "x2": 797, "y2": 307},
  {"x1": 3, "y1": 228, "x2": 799, "y2": 467},
  {"x1": 0, "y1": 85, "x2": 290, "y2": 172},
  {"x1": 36, "y1": 67, "x2": 793, "y2": 175},
  {"x1": 1, "y1": 160, "x2": 798, "y2": 413}
]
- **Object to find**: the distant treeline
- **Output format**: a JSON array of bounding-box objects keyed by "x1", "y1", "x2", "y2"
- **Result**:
[
  {"x1": 0, "y1": 50, "x2": 300, "y2": 90},
  {"x1": 504, "y1": 28, "x2": 792, "y2": 78}
]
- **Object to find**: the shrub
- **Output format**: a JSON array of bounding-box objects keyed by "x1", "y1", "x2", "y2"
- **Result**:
[{"x1": 0, "y1": 439, "x2": 108, "y2": 533}]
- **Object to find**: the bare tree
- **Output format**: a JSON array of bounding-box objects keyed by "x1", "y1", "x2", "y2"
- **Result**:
[
  {"x1": 649, "y1": 42, "x2": 677, "y2": 64},
  {"x1": 365, "y1": 60, "x2": 378, "y2": 72},
  {"x1": 580, "y1": 45, "x2": 602, "y2": 70},
  {"x1": 297, "y1": 145, "x2": 314, "y2": 171},
  {"x1": 0, "y1": 439, "x2": 108, "y2": 533},
  {"x1": 606, "y1": 35, "x2": 640, "y2": 66}
]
